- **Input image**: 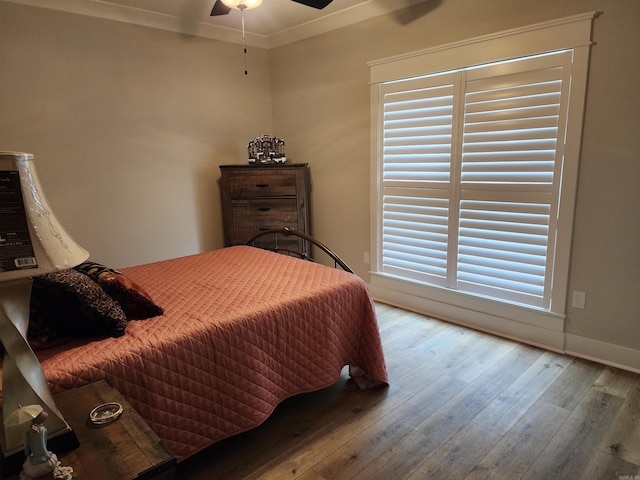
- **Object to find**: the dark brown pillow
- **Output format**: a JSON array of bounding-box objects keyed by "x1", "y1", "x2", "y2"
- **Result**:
[
  {"x1": 74, "y1": 261, "x2": 163, "y2": 320},
  {"x1": 29, "y1": 269, "x2": 128, "y2": 341}
]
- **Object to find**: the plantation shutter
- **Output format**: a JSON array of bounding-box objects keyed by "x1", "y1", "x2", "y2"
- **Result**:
[
  {"x1": 456, "y1": 52, "x2": 572, "y2": 308},
  {"x1": 380, "y1": 74, "x2": 459, "y2": 286},
  {"x1": 379, "y1": 51, "x2": 572, "y2": 308}
]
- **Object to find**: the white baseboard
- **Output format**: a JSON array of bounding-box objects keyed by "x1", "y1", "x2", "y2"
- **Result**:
[
  {"x1": 565, "y1": 334, "x2": 640, "y2": 374},
  {"x1": 369, "y1": 280, "x2": 640, "y2": 374}
]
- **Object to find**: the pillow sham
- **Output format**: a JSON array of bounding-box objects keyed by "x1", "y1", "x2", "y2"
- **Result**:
[
  {"x1": 29, "y1": 269, "x2": 128, "y2": 340},
  {"x1": 74, "y1": 261, "x2": 163, "y2": 320}
]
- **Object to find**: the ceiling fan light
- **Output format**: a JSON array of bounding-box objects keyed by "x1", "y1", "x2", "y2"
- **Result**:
[{"x1": 220, "y1": 0, "x2": 263, "y2": 10}]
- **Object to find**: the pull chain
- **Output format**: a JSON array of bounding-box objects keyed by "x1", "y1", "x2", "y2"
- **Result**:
[{"x1": 241, "y1": 7, "x2": 248, "y2": 75}]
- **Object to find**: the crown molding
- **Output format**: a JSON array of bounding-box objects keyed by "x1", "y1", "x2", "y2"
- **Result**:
[
  {"x1": 1, "y1": 0, "x2": 268, "y2": 47},
  {"x1": 1, "y1": 0, "x2": 428, "y2": 49}
]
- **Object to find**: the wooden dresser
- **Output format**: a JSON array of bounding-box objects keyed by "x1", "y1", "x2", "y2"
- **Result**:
[{"x1": 219, "y1": 164, "x2": 311, "y2": 253}]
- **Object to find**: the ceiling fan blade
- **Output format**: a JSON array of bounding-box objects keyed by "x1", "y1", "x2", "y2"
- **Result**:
[
  {"x1": 290, "y1": 0, "x2": 333, "y2": 9},
  {"x1": 210, "y1": 0, "x2": 231, "y2": 16}
]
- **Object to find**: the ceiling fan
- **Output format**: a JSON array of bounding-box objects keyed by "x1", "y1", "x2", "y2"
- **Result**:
[
  {"x1": 211, "y1": 0, "x2": 333, "y2": 16},
  {"x1": 210, "y1": 0, "x2": 334, "y2": 74}
]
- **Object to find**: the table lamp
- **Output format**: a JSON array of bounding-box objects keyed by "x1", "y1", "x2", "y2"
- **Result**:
[{"x1": 0, "y1": 151, "x2": 88, "y2": 471}]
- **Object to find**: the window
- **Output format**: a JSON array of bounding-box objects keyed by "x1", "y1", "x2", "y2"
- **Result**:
[
  {"x1": 380, "y1": 51, "x2": 571, "y2": 309},
  {"x1": 369, "y1": 13, "x2": 595, "y2": 339}
]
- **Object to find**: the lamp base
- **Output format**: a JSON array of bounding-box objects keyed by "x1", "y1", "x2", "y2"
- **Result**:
[{"x1": 0, "y1": 427, "x2": 79, "y2": 478}]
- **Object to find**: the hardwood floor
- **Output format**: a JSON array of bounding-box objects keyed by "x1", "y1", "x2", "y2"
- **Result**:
[{"x1": 175, "y1": 303, "x2": 640, "y2": 480}]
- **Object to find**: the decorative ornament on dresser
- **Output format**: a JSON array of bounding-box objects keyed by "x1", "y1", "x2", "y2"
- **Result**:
[{"x1": 248, "y1": 134, "x2": 286, "y2": 164}]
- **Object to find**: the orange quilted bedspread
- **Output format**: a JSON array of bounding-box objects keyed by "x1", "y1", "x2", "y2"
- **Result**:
[{"x1": 21, "y1": 246, "x2": 388, "y2": 460}]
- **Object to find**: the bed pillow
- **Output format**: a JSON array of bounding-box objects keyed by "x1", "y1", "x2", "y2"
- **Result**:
[
  {"x1": 29, "y1": 269, "x2": 128, "y2": 340},
  {"x1": 74, "y1": 261, "x2": 163, "y2": 320}
]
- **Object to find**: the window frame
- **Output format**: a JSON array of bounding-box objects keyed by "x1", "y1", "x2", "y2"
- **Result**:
[{"x1": 368, "y1": 13, "x2": 596, "y2": 346}]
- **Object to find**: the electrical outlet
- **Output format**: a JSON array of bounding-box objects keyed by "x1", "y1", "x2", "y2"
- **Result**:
[
  {"x1": 572, "y1": 290, "x2": 586, "y2": 309},
  {"x1": 363, "y1": 252, "x2": 370, "y2": 265}
]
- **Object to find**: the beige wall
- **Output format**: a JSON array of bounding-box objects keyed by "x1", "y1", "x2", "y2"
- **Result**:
[
  {"x1": 0, "y1": 2, "x2": 272, "y2": 268},
  {"x1": 270, "y1": 0, "x2": 640, "y2": 353},
  {"x1": 2, "y1": 1, "x2": 639, "y2": 356}
]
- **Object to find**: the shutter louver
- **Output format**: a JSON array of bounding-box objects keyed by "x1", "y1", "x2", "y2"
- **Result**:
[
  {"x1": 457, "y1": 199, "x2": 551, "y2": 305},
  {"x1": 382, "y1": 193, "x2": 449, "y2": 283},
  {"x1": 382, "y1": 83, "x2": 455, "y2": 185}
]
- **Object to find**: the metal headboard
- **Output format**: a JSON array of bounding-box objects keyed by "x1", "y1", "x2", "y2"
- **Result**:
[{"x1": 245, "y1": 227, "x2": 354, "y2": 273}]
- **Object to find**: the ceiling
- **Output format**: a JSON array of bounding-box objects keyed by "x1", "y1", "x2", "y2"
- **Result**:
[{"x1": 3, "y1": 0, "x2": 431, "y2": 48}]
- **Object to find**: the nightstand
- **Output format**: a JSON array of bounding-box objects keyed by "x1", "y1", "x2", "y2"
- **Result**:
[{"x1": 50, "y1": 379, "x2": 176, "y2": 480}]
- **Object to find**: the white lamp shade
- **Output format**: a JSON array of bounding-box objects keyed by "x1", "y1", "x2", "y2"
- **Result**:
[
  {"x1": 0, "y1": 151, "x2": 89, "y2": 281},
  {"x1": 221, "y1": 0, "x2": 263, "y2": 10}
]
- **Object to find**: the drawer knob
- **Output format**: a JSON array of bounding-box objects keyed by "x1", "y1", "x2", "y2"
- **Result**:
[
  {"x1": 256, "y1": 183, "x2": 270, "y2": 188},
  {"x1": 258, "y1": 207, "x2": 271, "y2": 212}
]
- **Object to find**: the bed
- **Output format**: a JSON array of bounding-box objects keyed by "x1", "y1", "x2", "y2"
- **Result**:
[{"x1": 1, "y1": 241, "x2": 388, "y2": 462}]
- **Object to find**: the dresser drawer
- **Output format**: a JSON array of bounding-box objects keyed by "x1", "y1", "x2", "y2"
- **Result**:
[
  {"x1": 231, "y1": 199, "x2": 299, "y2": 243},
  {"x1": 233, "y1": 225, "x2": 300, "y2": 246},
  {"x1": 232, "y1": 199, "x2": 298, "y2": 224},
  {"x1": 247, "y1": 234, "x2": 301, "y2": 252},
  {"x1": 228, "y1": 172, "x2": 298, "y2": 198}
]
